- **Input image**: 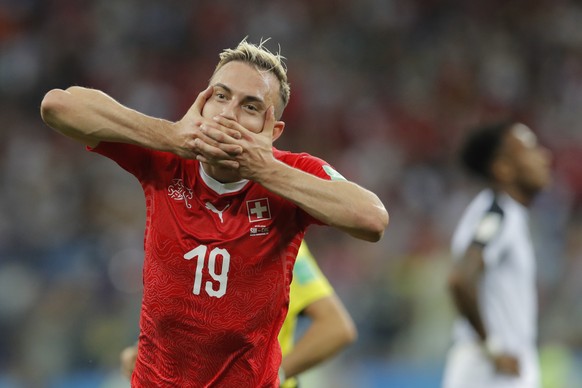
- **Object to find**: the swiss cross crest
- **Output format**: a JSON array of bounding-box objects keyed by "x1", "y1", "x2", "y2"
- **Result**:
[
  {"x1": 168, "y1": 179, "x2": 193, "y2": 209},
  {"x1": 246, "y1": 198, "x2": 271, "y2": 222}
]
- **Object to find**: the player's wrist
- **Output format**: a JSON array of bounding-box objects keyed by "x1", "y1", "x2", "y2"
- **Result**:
[
  {"x1": 481, "y1": 336, "x2": 503, "y2": 358},
  {"x1": 278, "y1": 366, "x2": 286, "y2": 385},
  {"x1": 249, "y1": 157, "x2": 283, "y2": 185}
]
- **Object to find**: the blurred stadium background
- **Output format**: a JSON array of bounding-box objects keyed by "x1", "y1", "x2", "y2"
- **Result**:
[{"x1": 2, "y1": 0, "x2": 582, "y2": 387}]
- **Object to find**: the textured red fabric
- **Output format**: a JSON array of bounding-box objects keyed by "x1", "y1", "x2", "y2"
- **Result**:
[{"x1": 91, "y1": 143, "x2": 330, "y2": 387}]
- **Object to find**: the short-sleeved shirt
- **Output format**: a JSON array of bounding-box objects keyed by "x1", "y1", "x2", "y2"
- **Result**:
[
  {"x1": 443, "y1": 189, "x2": 540, "y2": 388},
  {"x1": 450, "y1": 189, "x2": 537, "y2": 352},
  {"x1": 277, "y1": 242, "x2": 334, "y2": 388},
  {"x1": 90, "y1": 142, "x2": 334, "y2": 387}
]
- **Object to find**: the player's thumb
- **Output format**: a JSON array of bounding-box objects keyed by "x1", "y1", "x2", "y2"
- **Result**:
[{"x1": 188, "y1": 85, "x2": 213, "y2": 117}]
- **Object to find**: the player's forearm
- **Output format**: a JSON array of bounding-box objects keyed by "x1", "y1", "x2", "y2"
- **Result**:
[
  {"x1": 256, "y1": 161, "x2": 388, "y2": 242},
  {"x1": 41, "y1": 87, "x2": 175, "y2": 150},
  {"x1": 448, "y1": 245, "x2": 489, "y2": 340},
  {"x1": 448, "y1": 271, "x2": 487, "y2": 340},
  {"x1": 281, "y1": 316, "x2": 357, "y2": 379}
]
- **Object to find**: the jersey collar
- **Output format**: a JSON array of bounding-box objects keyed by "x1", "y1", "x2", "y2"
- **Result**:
[{"x1": 199, "y1": 162, "x2": 249, "y2": 195}]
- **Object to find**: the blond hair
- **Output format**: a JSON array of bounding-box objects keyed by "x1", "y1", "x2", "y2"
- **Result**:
[{"x1": 212, "y1": 38, "x2": 290, "y2": 118}]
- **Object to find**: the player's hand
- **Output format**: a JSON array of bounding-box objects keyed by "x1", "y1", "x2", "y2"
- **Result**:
[
  {"x1": 120, "y1": 345, "x2": 138, "y2": 379},
  {"x1": 199, "y1": 105, "x2": 277, "y2": 179},
  {"x1": 172, "y1": 86, "x2": 242, "y2": 160},
  {"x1": 490, "y1": 353, "x2": 520, "y2": 376},
  {"x1": 193, "y1": 115, "x2": 244, "y2": 169},
  {"x1": 278, "y1": 366, "x2": 286, "y2": 387}
]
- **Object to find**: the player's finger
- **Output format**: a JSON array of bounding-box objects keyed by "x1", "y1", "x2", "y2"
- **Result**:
[
  {"x1": 261, "y1": 106, "x2": 275, "y2": 136},
  {"x1": 194, "y1": 131, "x2": 242, "y2": 157},
  {"x1": 195, "y1": 154, "x2": 239, "y2": 169},
  {"x1": 211, "y1": 116, "x2": 243, "y2": 139},
  {"x1": 191, "y1": 85, "x2": 213, "y2": 116},
  {"x1": 120, "y1": 347, "x2": 136, "y2": 379},
  {"x1": 201, "y1": 123, "x2": 241, "y2": 143},
  {"x1": 196, "y1": 130, "x2": 221, "y2": 148},
  {"x1": 193, "y1": 138, "x2": 241, "y2": 161},
  {"x1": 198, "y1": 138, "x2": 242, "y2": 157}
]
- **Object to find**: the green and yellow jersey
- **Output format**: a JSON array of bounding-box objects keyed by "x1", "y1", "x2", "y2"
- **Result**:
[{"x1": 278, "y1": 242, "x2": 334, "y2": 388}]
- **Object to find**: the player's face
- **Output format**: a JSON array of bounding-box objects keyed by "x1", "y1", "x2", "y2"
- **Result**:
[
  {"x1": 501, "y1": 123, "x2": 552, "y2": 195},
  {"x1": 203, "y1": 61, "x2": 282, "y2": 134}
]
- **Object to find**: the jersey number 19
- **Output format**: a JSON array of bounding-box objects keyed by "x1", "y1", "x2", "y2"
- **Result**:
[{"x1": 184, "y1": 245, "x2": 230, "y2": 298}]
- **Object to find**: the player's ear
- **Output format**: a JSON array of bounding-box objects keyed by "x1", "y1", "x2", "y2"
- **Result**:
[
  {"x1": 272, "y1": 121, "x2": 285, "y2": 142},
  {"x1": 491, "y1": 157, "x2": 514, "y2": 184}
]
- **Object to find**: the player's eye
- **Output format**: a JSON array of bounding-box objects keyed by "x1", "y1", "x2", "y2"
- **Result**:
[
  {"x1": 244, "y1": 104, "x2": 258, "y2": 112},
  {"x1": 215, "y1": 93, "x2": 226, "y2": 100}
]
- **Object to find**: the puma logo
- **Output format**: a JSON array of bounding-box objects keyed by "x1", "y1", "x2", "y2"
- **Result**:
[{"x1": 205, "y1": 202, "x2": 230, "y2": 223}]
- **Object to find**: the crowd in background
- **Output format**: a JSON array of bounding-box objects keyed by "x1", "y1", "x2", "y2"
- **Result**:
[{"x1": 2, "y1": 0, "x2": 582, "y2": 386}]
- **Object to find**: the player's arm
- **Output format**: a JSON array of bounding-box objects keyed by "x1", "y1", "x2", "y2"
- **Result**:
[
  {"x1": 257, "y1": 161, "x2": 387, "y2": 242},
  {"x1": 194, "y1": 107, "x2": 388, "y2": 242},
  {"x1": 447, "y1": 243, "x2": 520, "y2": 376},
  {"x1": 119, "y1": 343, "x2": 138, "y2": 379},
  {"x1": 280, "y1": 294, "x2": 357, "y2": 381},
  {"x1": 40, "y1": 86, "x2": 241, "y2": 159},
  {"x1": 447, "y1": 243, "x2": 487, "y2": 340}
]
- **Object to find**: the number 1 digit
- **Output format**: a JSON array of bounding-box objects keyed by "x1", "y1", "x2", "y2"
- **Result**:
[{"x1": 184, "y1": 245, "x2": 208, "y2": 295}]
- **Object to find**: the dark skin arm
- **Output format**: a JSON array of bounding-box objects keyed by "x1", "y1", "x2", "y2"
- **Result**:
[{"x1": 447, "y1": 243, "x2": 520, "y2": 376}]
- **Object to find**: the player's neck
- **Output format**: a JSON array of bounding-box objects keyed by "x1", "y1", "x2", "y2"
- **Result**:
[
  {"x1": 201, "y1": 162, "x2": 243, "y2": 184},
  {"x1": 496, "y1": 184, "x2": 536, "y2": 207}
]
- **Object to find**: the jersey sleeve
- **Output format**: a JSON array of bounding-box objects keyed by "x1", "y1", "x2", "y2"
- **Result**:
[
  {"x1": 290, "y1": 153, "x2": 347, "y2": 182},
  {"x1": 284, "y1": 152, "x2": 348, "y2": 227},
  {"x1": 88, "y1": 141, "x2": 155, "y2": 181},
  {"x1": 472, "y1": 198, "x2": 506, "y2": 267}
]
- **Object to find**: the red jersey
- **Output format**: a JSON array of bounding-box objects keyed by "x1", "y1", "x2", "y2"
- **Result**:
[{"x1": 90, "y1": 143, "x2": 331, "y2": 387}]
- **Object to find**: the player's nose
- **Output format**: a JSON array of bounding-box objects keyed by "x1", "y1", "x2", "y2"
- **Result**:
[{"x1": 220, "y1": 102, "x2": 237, "y2": 120}]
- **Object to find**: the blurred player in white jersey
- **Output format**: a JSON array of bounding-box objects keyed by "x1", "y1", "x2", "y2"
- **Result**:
[{"x1": 443, "y1": 121, "x2": 552, "y2": 388}]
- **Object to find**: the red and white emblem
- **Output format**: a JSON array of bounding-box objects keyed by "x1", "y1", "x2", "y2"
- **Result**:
[
  {"x1": 168, "y1": 178, "x2": 193, "y2": 209},
  {"x1": 246, "y1": 198, "x2": 271, "y2": 222}
]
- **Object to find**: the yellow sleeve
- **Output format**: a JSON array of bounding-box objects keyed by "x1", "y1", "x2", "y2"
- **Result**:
[{"x1": 278, "y1": 241, "x2": 334, "y2": 357}]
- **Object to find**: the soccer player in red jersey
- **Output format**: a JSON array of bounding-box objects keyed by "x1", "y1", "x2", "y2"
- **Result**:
[
  {"x1": 119, "y1": 241, "x2": 357, "y2": 387},
  {"x1": 40, "y1": 39, "x2": 388, "y2": 387}
]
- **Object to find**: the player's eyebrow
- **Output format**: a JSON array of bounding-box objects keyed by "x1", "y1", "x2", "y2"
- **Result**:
[{"x1": 213, "y1": 83, "x2": 266, "y2": 108}]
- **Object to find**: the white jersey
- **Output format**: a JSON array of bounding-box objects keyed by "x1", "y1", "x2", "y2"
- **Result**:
[{"x1": 443, "y1": 189, "x2": 540, "y2": 388}]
